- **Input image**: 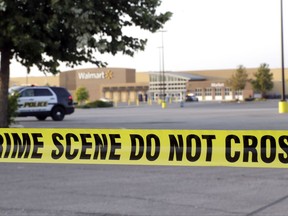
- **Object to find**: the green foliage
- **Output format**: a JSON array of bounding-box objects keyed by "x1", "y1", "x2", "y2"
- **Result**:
[
  {"x1": 8, "y1": 93, "x2": 19, "y2": 126},
  {"x1": 226, "y1": 65, "x2": 248, "y2": 91},
  {"x1": 0, "y1": 0, "x2": 172, "y2": 74},
  {"x1": 0, "y1": 0, "x2": 171, "y2": 127},
  {"x1": 251, "y1": 63, "x2": 274, "y2": 98},
  {"x1": 77, "y1": 100, "x2": 113, "y2": 108},
  {"x1": 75, "y1": 87, "x2": 89, "y2": 104}
]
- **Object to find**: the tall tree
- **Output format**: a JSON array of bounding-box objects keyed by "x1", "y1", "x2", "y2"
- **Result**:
[
  {"x1": 251, "y1": 63, "x2": 273, "y2": 98},
  {"x1": 0, "y1": 0, "x2": 172, "y2": 127},
  {"x1": 226, "y1": 65, "x2": 248, "y2": 99}
]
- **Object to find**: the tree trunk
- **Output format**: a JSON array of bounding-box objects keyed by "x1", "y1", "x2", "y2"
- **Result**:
[{"x1": 0, "y1": 48, "x2": 11, "y2": 128}]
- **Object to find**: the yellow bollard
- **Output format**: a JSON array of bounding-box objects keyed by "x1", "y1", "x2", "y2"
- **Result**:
[
  {"x1": 279, "y1": 101, "x2": 288, "y2": 113},
  {"x1": 148, "y1": 99, "x2": 152, "y2": 105},
  {"x1": 161, "y1": 101, "x2": 166, "y2": 109},
  {"x1": 136, "y1": 99, "x2": 139, "y2": 106}
]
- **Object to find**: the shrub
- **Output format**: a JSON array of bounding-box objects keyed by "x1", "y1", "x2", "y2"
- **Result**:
[
  {"x1": 76, "y1": 100, "x2": 113, "y2": 108},
  {"x1": 8, "y1": 93, "x2": 19, "y2": 126},
  {"x1": 75, "y1": 87, "x2": 89, "y2": 105}
]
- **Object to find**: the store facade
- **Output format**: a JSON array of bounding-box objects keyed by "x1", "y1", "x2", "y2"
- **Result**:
[
  {"x1": 186, "y1": 80, "x2": 253, "y2": 101},
  {"x1": 9, "y1": 67, "x2": 288, "y2": 103},
  {"x1": 59, "y1": 67, "x2": 141, "y2": 102},
  {"x1": 148, "y1": 72, "x2": 205, "y2": 102}
]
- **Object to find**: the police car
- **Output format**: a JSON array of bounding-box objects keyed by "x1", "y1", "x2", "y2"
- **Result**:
[{"x1": 9, "y1": 86, "x2": 75, "y2": 121}]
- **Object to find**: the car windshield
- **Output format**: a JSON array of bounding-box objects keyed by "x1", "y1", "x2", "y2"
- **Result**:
[{"x1": 8, "y1": 86, "x2": 25, "y2": 95}]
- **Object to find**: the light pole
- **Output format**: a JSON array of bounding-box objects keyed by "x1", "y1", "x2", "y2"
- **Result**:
[
  {"x1": 158, "y1": 46, "x2": 162, "y2": 103},
  {"x1": 281, "y1": 0, "x2": 285, "y2": 101},
  {"x1": 279, "y1": 0, "x2": 288, "y2": 113},
  {"x1": 158, "y1": 30, "x2": 166, "y2": 108}
]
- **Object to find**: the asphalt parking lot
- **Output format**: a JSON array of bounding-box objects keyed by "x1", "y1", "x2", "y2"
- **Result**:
[
  {"x1": 2, "y1": 100, "x2": 288, "y2": 216},
  {"x1": 14, "y1": 99, "x2": 288, "y2": 129}
]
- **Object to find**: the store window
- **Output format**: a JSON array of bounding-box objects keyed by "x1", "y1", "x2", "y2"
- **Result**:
[
  {"x1": 195, "y1": 88, "x2": 202, "y2": 96},
  {"x1": 225, "y1": 88, "x2": 231, "y2": 96},
  {"x1": 215, "y1": 88, "x2": 222, "y2": 96},
  {"x1": 205, "y1": 88, "x2": 212, "y2": 96},
  {"x1": 235, "y1": 90, "x2": 242, "y2": 96}
]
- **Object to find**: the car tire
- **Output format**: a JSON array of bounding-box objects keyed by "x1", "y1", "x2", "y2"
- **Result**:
[
  {"x1": 51, "y1": 106, "x2": 65, "y2": 121},
  {"x1": 36, "y1": 115, "x2": 47, "y2": 121}
]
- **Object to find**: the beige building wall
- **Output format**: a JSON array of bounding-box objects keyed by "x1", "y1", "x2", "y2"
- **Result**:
[
  {"x1": 136, "y1": 72, "x2": 150, "y2": 83},
  {"x1": 125, "y1": 69, "x2": 136, "y2": 83},
  {"x1": 60, "y1": 70, "x2": 76, "y2": 90},
  {"x1": 180, "y1": 68, "x2": 256, "y2": 80},
  {"x1": 10, "y1": 67, "x2": 288, "y2": 102},
  {"x1": 184, "y1": 68, "x2": 288, "y2": 97},
  {"x1": 269, "y1": 68, "x2": 288, "y2": 96},
  {"x1": 60, "y1": 67, "x2": 137, "y2": 101},
  {"x1": 10, "y1": 75, "x2": 59, "y2": 87},
  {"x1": 187, "y1": 80, "x2": 254, "y2": 101},
  {"x1": 101, "y1": 83, "x2": 148, "y2": 103}
]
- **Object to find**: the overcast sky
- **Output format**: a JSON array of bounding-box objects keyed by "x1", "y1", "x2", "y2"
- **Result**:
[{"x1": 10, "y1": 0, "x2": 287, "y2": 77}]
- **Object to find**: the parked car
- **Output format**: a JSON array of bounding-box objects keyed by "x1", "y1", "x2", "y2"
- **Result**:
[
  {"x1": 9, "y1": 86, "x2": 75, "y2": 121},
  {"x1": 185, "y1": 95, "x2": 199, "y2": 102}
]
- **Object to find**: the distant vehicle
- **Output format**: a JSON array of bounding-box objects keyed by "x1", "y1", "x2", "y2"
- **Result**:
[
  {"x1": 99, "y1": 97, "x2": 113, "y2": 103},
  {"x1": 9, "y1": 86, "x2": 75, "y2": 121},
  {"x1": 99, "y1": 97, "x2": 114, "y2": 105},
  {"x1": 185, "y1": 95, "x2": 199, "y2": 102}
]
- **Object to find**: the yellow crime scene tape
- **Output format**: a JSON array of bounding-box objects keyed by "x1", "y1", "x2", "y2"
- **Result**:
[{"x1": 1, "y1": 128, "x2": 288, "y2": 168}]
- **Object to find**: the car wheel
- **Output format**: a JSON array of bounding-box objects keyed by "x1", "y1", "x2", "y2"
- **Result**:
[
  {"x1": 51, "y1": 106, "x2": 65, "y2": 121},
  {"x1": 36, "y1": 115, "x2": 47, "y2": 121}
]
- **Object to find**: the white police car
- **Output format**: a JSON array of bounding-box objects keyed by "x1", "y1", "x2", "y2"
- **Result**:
[{"x1": 9, "y1": 86, "x2": 75, "y2": 121}]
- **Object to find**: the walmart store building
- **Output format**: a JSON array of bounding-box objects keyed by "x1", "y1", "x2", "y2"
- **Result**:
[{"x1": 10, "y1": 67, "x2": 288, "y2": 102}]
